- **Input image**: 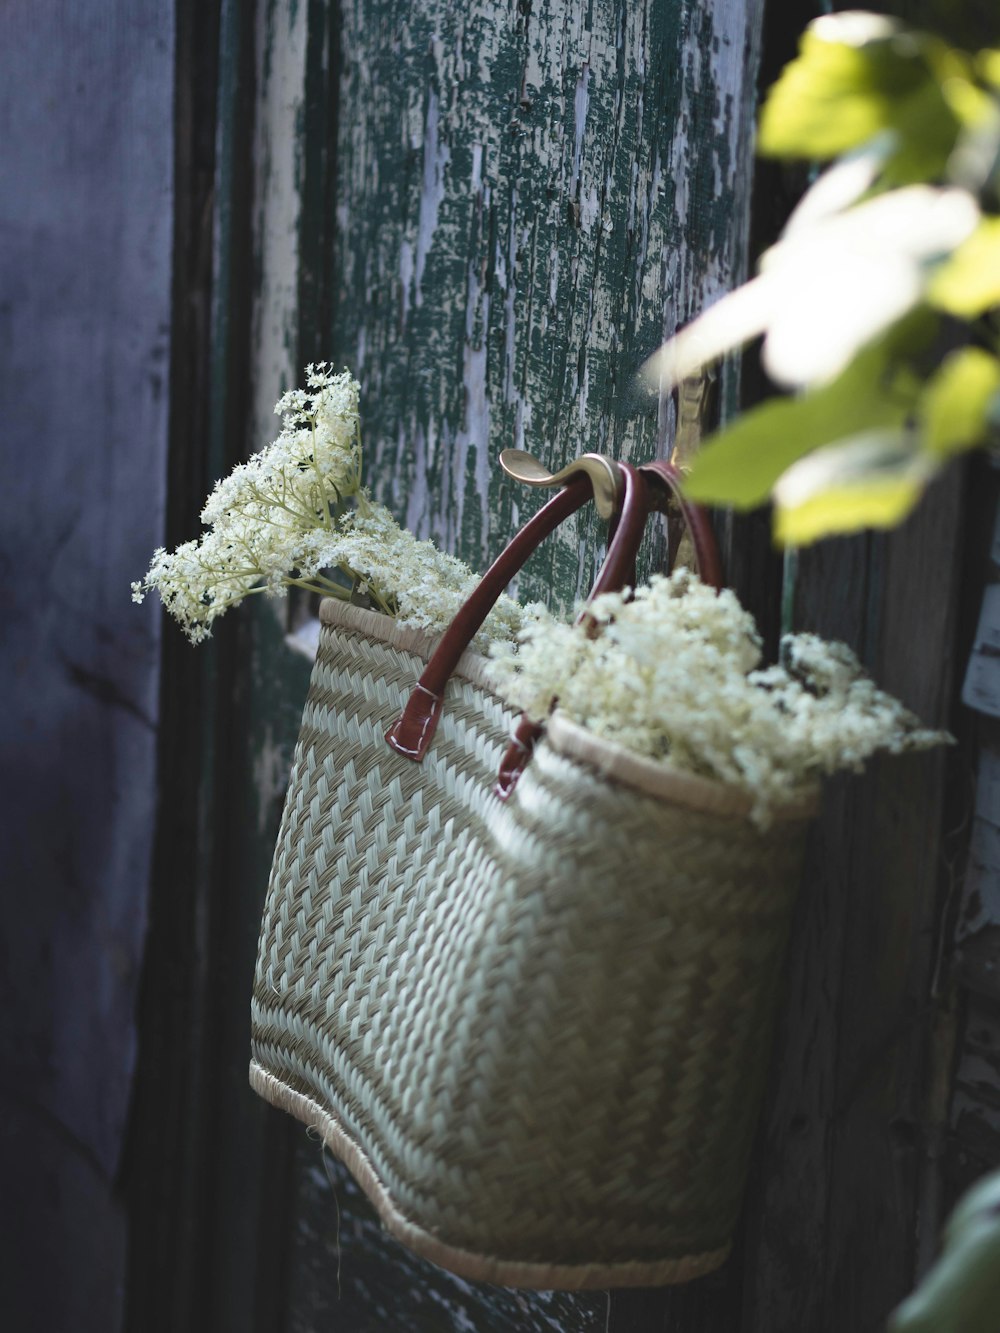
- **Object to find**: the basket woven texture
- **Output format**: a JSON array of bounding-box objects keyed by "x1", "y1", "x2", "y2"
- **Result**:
[{"x1": 251, "y1": 598, "x2": 814, "y2": 1289}]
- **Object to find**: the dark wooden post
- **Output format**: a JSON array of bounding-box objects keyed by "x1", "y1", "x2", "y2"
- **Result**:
[
  {"x1": 0, "y1": 4, "x2": 174, "y2": 1331},
  {"x1": 234, "y1": 1, "x2": 767, "y2": 1327}
]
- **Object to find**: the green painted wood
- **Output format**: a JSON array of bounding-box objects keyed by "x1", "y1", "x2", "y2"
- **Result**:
[
  {"x1": 329, "y1": 0, "x2": 761, "y2": 604},
  {"x1": 242, "y1": 1, "x2": 767, "y2": 1327}
]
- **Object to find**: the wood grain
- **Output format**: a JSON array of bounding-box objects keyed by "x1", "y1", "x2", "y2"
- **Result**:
[
  {"x1": 242, "y1": 2, "x2": 767, "y2": 1326},
  {"x1": 0, "y1": 2, "x2": 173, "y2": 1328},
  {"x1": 329, "y1": 0, "x2": 762, "y2": 602},
  {"x1": 742, "y1": 472, "x2": 969, "y2": 1333}
]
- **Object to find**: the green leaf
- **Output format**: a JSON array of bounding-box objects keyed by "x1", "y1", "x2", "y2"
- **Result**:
[
  {"x1": 919, "y1": 347, "x2": 1000, "y2": 456},
  {"x1": 684, "y1": 324, "x2": 926, "y2": 508},
  {"x1": 773, "y1": 431, "x2": 935, "y2": 545},
  {"x1": 682, "y1": 398, "x2": 829, "y2": 508},
  {"x1": 890, "y1": 1170, "x2": 1000, "y2": 1333},
  {"x1": 927, "y1": 217, "x2": 1000, "y2": 316},
  {"x1": 758, "y1": 15, "x2": 962, "y2": 184},
  {"x1": 979, "y1": 50, "x2": 1000, "y2": 91}
]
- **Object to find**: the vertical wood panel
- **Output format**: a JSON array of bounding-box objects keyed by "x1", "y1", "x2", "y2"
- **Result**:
[
  {"x1": 124, "y1": 3, "x2": 304, "y2": 1331},
  {"x1": 330, "y1": 0, "x2": 762, "y2": 603},
  {"x1": 251, "y1": 0, "x2": 313, "y2": 443},
  {"x1": 124, "y1": 2, "x2": 228, "y2": 1329},
  {"x1": 742, "y1": 474, "x2": 969, "y2": 1333},
  {"x1": 247, "y1": 1, "x2": 766, "y2": 1327},
  {"x1": 945, "y1": 471, "x2": 1000, "y2": 1241},
  {"x1": 0, "y1": 0, "x2": 174, "y2": 1181},
  {"x1": 0, "y1": 3, "x2": 174, "y2": 1328}
]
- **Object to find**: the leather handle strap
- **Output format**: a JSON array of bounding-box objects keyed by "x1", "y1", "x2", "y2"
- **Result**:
[
  {"x1": 639, "y1": 460, "x2": 724, "y2": 591},
  {"x1": 494, "y1": 465, "x2": 722, "y2": 796},
  {"x1": 386, "y1": 466, "x2": 644, "y2": 761},
  {"x1": 386, "y1": 458, "x2": 723, "y2": 789}
]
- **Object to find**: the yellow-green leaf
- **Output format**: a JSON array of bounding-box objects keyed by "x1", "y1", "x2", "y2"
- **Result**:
[
  {"x1": 758, "y1": 16, "x2": 961, "y2": 184},
  {"x1": 928, "y1": 218, "x2": 1000, "y2": 316},
  {"x1": 759, "y1": 30, "x2": 898, "y2": 159},
  {"x1": 773, "y1": 431, "x2": 935, "y2": 545},
  {"x1": 684, "y1": 323, "x2": 927, "y2": 508},
  {"x1": 919, "y1": 347, "x2": 1000, "y2": 456},
  {"x1": 682, "y1": 397, "x2": 834, "y2": 508},
  {"x1": 979, "y1": 50, "x2": 1000, "y2": 90}
]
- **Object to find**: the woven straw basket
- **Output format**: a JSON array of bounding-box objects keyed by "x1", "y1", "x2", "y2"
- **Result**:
[{"x1": 251, "y1": 464, "x2": 816, "y2": 1287}]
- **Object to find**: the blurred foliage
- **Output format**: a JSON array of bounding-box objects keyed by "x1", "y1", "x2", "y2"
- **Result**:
[
  {"x1": 645, "y1": 11, "x2": 1000, "y2": 544},
  {"x1": 758, "y1": 16, "x2": 967, "y2": 184},
  {"x1": 889, "y1": 1169, "x2": 1000, "y2": 1333}
]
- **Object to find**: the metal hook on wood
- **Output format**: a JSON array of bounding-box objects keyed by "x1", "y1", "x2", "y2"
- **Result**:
[{"x1": 498, "y1": 449, "x2": 623, "y2": 520}]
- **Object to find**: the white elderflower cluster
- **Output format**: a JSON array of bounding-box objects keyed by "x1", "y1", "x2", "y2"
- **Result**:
[
  {"x1": 489, "y1": 569, "x2": 949, "y2": 823},
  {"x1": 132, "y1": 365, "x2": 524, "y2": 649},
  {"x1": 290, "y1": 502, "x2": 525, "y2": 650}
]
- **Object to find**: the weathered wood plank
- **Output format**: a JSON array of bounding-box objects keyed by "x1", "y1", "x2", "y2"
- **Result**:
[
  {"x1": 962, "y1": 587, "x2": 1000, "y2": 719},
  {"x1": 123, "y1": 1, "x2": 231, "y2": 1328},
  {"x1": 330, "y1": 0, "x2": 762, "y2": 603},
  {"x1": 743, "y1": 469, "x2": 968, "y2": 1333},
  {"x1": 956, "y1": 743, "x2": 1000, "y2": 981},
  {"x1": 947, "y1": 993, "x2": 1000, "y2": 1195},
  {"x1": 3, "y1": 1093, "x2": 128, "y2": 1333},
  {"x1": 946, "y1": 483, "x2": 1000, "y2": 1226},
  {"x1": 251, "y1": 3, "x2": 766, "y2": 1326},
  {"x1": 0, "y1": 2, "x2": 173, "y2": 1327},
  {"x1": 199, "y1": 4, "x2": 320, "y2": 1329},
  {"x1": 250, "y1": 0, "x2": 313, "y2": 446},
  {"x1": 0, "y1": 0, "x2": 174, "y2": 1180}
]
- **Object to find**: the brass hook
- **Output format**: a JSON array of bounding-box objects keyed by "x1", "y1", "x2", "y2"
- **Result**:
[
  {"x1": 670, "y1": 368, "x2": 718, "y2": 470},
  {"x1": 499, "y1": 449, "x2": 623, "y2": 520}
]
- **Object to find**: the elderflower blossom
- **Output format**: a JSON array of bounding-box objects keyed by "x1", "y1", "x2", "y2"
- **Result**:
[
  {"x1": 287, "y1": 502, "x2": 525, "y2": 649},
  {"x1": 488, "y1": 569, "x2": 950, "y2": 824},
  {"x1": 132, "y1": 365, "x2": 524, "y2": 649}
]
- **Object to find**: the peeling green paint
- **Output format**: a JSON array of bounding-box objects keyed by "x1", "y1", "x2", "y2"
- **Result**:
[
  {"x1": 239, "y1": 2, "x2": 762, "y2": 1321},
  {"x1": 328, "y1": 0, "x2": 759, "y2": 605}
]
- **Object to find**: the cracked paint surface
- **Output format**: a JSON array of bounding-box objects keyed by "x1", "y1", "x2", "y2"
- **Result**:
[
  {"x1": 331, "y1": 0, "x2": 760, "y2": 604},
  {"x1": 247, "y1": 4, "x2": 762, "y2": 1321}
]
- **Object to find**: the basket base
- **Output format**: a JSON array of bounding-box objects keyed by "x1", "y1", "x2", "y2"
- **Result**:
[{"x1": 249, "y1": 1060, "x2": 731, "y2": 1290}]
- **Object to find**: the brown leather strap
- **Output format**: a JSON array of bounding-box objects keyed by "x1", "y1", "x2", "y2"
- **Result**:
[
  {"x1": 493, "y1": 463, "x2": 649, "y2": 795},
  {"x1": 639, "y1": 460, "x2": 723, "y2": 590},
  {"x1": 386, "y1": 469, "x2": 638, "y2": 760},
  {"x1": 386, "y1": 458, "x2": 723, "y2": 792},
  {"x1": 493, "y1": 465, "x2": 721, "y2": 796}
]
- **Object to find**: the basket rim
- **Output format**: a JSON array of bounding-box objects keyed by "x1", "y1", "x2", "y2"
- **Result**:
[
  {"x1": 319, "y1": 597, "x2": 498, "y2": 692},
  {"x1": 318, "y1": 597, "x2": 819, "y2": 822},
  {"x1": 546, "y1": 712, "x2": 820, "y2": 822}
]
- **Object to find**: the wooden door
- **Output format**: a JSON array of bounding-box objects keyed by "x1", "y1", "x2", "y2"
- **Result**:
[
  {"x1": 0, "y1": 5, "x2": 174, "y2": 1332},
  {"x1": 254, "y1": 5, "x2": 761, "y2": 1327},
  {"x1": 124, "y1": 1, "x2": 994, "y2": 1330}
]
